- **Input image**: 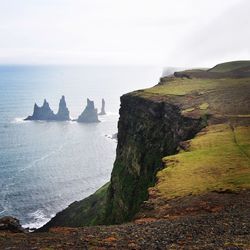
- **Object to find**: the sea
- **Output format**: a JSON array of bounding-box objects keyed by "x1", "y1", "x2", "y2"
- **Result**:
[{"x1": 0, "y1": 65, "x2": 161, "y2": 229}]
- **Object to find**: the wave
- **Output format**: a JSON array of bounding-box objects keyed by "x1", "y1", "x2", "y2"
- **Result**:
[
  {"x1": 0, "y1": 209, "x2": 6, "y2": 215},
  {"x1": 22, "y1": 209, "x2": 53, "y2": 230},
  {"x1": 11, "y1": 117, "x2": 26, "y2": 124}
]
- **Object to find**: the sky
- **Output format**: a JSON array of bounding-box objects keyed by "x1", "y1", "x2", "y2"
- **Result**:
[{"x1": 0, "y1": 0, "x2": 249, "y2": 67}]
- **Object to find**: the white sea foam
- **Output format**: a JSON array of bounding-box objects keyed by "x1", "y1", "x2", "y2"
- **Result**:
[
  {"x1": 12, "y1": 117, "x2": 26, "y2": 124},
  {"x1": 0, "y1": 209, "x2": 6, "y2": 215},
  {"x1": 106, "y1": 112, "x2": 119, "y2": 116},
  {"x1": 22, "y1": 209, "x2": 54, "y2": 229}
]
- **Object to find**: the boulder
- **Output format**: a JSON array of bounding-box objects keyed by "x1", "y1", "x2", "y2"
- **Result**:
[{"x1": 0, "y1": 216, "x2": 25, "y2": 233}]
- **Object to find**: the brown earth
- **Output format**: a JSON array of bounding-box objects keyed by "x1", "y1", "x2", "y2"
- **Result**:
[{"x1": 1, "y1": 190, "x2": 249, "y2": 249}]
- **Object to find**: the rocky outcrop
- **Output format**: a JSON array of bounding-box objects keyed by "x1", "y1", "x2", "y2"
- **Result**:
[
  {"x1": 98, "y1": 98, "x2": 106, "y2": 115},
  {"x1": 77, "y1": 99, "x2": 99, "y2": 123},
  {"x1": 0, "y1": 216, "x2": 25, "y2": 233},
  {"x1": 25, "y1": 96, "x2": 70, "y2": 121},
  {"x1": 55, "y1": 96, "x2": 70, "y2": 121},
  {"x1": 25, "y1": 99, "x2": 56, "y2": 121}
]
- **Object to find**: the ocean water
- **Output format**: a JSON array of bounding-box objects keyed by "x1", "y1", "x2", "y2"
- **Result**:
[{"x1": 0, "y1": 65, "x2": 161, "y2": 228}]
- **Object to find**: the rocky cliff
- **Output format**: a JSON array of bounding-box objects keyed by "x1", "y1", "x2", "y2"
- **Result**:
[{"x1": 104, "y1": 94, "x2": 203, "y2": 224}]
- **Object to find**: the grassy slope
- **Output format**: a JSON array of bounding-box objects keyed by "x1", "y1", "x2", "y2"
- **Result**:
[
  {"x1": 39, "y1": 182, "x2": 109, "y2": 231},
  {"x1": 156, "y1": 124, "x2": 250, "y2": 199},
  {"x1": 208, "y1": 60, "x2": 250, "y2": 72}
]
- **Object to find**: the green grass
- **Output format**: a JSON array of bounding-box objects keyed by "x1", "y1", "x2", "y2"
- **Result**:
[
  {"x1": 138, "y1": 78, "x2": 249, "y2": 97},
  {"x1": 208, "y1": 60, "x2": 250, "y2": 73},
  {"x1": 141, "y1": 78, "x2": 219, "y2": 96},
  {"x1": 155, "y1": 124, "x2": 250, "y2": 200}
]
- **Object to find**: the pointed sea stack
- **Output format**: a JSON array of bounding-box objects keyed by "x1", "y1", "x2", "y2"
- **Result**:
[
  {"x1": 98, "y1": 98, "x2": 106, "y2": 115},
  {"x1": 55, "y1": 96, "x2": 70, "y2": 121},
  {"x1": 77, "y1": 98, "x2": 99, "y2": 123},
  {"x1": 25, "y1": 99, "x2": 56, "y2": 121}
]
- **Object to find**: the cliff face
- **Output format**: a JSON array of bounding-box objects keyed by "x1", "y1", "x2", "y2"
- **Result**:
[{"x1": 104, "y1": 94, "x2": 203, "y2": 223}]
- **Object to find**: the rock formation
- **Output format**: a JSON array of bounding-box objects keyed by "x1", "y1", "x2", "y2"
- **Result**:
[
  {"x1": 24, "y1": 96, "x2": 70, "y2": 121},
  {"x1": 0, "y1": 216, "x2": 25, "y2": 233},
  {"x1": 77, "y1": 98, "x2": 99, "y2": 123},
  {"x1": 25, "y1": 99, "x2": 56, "y2": 121},
  {"x1": 55, "y1": 96, "x2": 70, "y2": 121},
  {"x1": 98, "y1": 98, "x2": 106, "y2": 115}
]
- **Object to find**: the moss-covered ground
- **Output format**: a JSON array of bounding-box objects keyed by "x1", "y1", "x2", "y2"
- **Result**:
[{"x1": 155, "y1": 124, "x2": 250, "y2": 199}]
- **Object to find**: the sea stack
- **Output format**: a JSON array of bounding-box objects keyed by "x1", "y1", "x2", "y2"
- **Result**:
[
  {"x1": 77, "y1": 98, "x2": 99, "y2": 123},
  {"x1": 25, "y1": 99, "x2": 55, "y2": 121},
  {"x1": 98, "y1": 98, "x2": 106, "y2": 115},
  {"x1": 55, "y1": 96, "x2": 70, "y2": 121}
]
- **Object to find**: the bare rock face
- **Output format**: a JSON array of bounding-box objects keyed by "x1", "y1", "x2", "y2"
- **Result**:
[
  {"x1": 77, "y1": 98, "x2": 99, "y2": 123},
  {"x1": 0, "y1": 216, "x2": 25, "y2": 233},
  {"x1": 98, "y1": 98, "x2": 106, "y2": 115},
  {"x1": 55, "y1": 95, "x2": 70, "y2": 121},
  {"x1": 25, "y1": 99, "x2": 56, "y2": 121}
]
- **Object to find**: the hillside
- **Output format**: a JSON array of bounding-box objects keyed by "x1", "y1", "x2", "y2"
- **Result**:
[
  {"x1": 208, "y1": 60, "x2": 250, "y2": 72},
  {"x1": 1, "y1": 61, "x2": 250, "y2": 249}
]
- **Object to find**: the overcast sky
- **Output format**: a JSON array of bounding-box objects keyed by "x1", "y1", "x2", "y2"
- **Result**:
[{"x1": 0, "y1": 0, "x2": 249, "y2": 67}]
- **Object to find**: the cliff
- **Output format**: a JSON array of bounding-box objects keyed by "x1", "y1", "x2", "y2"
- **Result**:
[
  {"x1": 77, "y1": 98, "x2": 99, "y2": 123},
  {"x1": 104, "y1": 94, "x2": 203, "y2": 224}
]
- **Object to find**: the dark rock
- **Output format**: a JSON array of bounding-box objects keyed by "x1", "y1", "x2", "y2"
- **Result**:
[
  {"x1": 98, "y1": 98, "x2": 106, "y2": 115},
  {"x1": 174, "y1": 71, "x2": 191, "y2": 79},
  {"x1": 55, "y1": 95, "x2": 70, "y2": 121},
  {"x1": 0, "y1": 216, "x2": 25, "y2": 233},
  {"x1": 77, "y1": 98, "x2": 99, "y2": 123},
  {"x1": 25, "y1": 99, "x2": 56, "y2": 121}
]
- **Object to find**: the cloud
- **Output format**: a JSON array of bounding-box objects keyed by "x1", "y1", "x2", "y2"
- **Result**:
[{"x1": 0, "y1": 0, "x2": 248, "y2": 65}]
